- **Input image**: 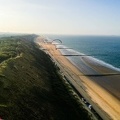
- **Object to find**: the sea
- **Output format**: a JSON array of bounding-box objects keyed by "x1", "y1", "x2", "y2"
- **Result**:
[{"x1": 46, "y1": 35, "x2": 120, "y2": 71}]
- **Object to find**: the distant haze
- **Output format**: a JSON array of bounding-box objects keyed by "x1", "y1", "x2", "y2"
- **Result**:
[{"x1": 0, "y1": 0, "x2": 120, "y2": 35}]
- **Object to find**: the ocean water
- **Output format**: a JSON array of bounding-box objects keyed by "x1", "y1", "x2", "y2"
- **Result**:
[{"x1": 47, "y1": 35, "x2": 120, "y2": 71}]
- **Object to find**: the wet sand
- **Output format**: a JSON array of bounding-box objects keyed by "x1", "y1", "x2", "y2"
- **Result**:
[{"x1": 35, "y1": 37, "x2": 120, "y2": 120}]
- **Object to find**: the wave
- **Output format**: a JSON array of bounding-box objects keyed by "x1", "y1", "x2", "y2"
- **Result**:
[{"x1": 55, "y1": 43, "x2": 120, "y2": 72}]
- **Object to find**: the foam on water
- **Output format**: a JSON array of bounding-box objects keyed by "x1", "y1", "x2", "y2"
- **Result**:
[
  {"x1": 55, "y1": 43, "x2": 120, "y2": 72},
  {"x1": 48, "y1": 35, "x2": 120, "y2": 69}
]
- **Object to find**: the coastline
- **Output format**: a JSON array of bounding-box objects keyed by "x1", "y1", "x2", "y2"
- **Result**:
[{"x1": 35, "y1": 37, "x2": 120, "y2": 120}]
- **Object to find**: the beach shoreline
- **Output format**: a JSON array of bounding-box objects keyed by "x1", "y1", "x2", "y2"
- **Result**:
[{"x1": 35, "y1": 36, "x2": 120, "y2": 120}]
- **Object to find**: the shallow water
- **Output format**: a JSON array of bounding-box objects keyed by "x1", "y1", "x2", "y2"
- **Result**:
[
  {"x1": 46, "y1": 35, "x2": 120, "y2": 100},
  {"x1": 48, "y1": 35, "x2": 120, "y2": 70}
]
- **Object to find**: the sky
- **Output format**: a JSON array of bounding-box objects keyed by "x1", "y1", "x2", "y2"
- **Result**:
[{"x1": 0, "y1": 0, "x2": 120, "y2": 35}]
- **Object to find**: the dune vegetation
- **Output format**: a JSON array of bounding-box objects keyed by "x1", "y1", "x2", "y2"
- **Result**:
[{"x1": 0, "y1": 35, "x2": 92, "y2": 120}]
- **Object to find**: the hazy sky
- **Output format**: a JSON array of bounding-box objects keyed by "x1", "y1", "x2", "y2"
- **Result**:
[{"x1": 0, "y1": 0, "x2": 120, "y2": 35}]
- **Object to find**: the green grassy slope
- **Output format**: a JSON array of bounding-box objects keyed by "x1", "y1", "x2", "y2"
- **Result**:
[{"x1": 0, "y1": 35, "x2": 92, "y2": 120}]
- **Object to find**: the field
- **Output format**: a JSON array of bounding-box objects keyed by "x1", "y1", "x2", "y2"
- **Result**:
[{"x1": 0, "y1": 35, "x2": 93, "y2": 120}]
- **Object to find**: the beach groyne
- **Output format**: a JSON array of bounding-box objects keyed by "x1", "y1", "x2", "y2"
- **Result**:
[{"x1": 36, "y1": 36, "x2": 120, "y2": 120}]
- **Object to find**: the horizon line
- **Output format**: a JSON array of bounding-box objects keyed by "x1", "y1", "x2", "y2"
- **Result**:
[{"x1": 0, "y1": 31, "x2": 120, "y2": 37}]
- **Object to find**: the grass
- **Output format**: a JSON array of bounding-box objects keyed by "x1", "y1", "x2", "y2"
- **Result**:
[{"x1": 0, "y1": 35, "x2": 93, "y2": 120}]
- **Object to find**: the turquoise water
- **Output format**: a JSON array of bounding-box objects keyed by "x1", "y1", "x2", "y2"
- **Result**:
[{"x1": 47, "y1": 35, "x2": 120, "y2": 70}]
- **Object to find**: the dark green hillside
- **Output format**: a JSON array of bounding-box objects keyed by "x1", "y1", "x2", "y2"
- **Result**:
[{"x1": 0, "y1": 35, "x2": 92, "y2": 120}]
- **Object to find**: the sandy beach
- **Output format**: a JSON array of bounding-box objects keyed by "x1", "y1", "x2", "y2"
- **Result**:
[{"x1": 35, "y1": 37, "x2": 120, "y2": 120}]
